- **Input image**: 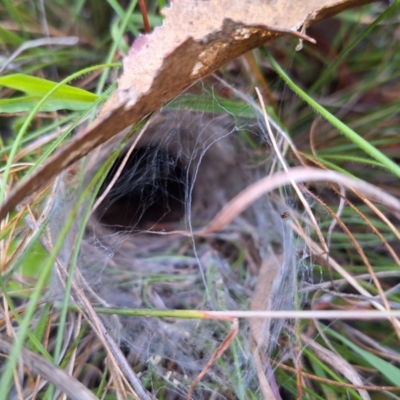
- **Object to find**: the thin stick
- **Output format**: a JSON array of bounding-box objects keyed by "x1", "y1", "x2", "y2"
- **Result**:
[
  {"x1": 76, "y1": 307, "x2": 400, "y2": 320},
  {"x1": 138, "y1": 0, "x2": 151, "y2": 33},
  {"x1": 187, "y1": 318, "x2": 239, "y2": 399}
]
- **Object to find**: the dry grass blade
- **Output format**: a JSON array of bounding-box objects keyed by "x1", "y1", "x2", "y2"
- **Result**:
[
  {"x1": 0, "y1": 336, "x2": 97, "y2": 400},
  {"x1": 250, "y1": 255, "x2": 283, "y2": 399},
  {"x1": 35, "y1": 222, "x2": 150, "y2": 400},
  {"x1": 250, "y1": 256, "x2": 283, "y2": 346},
  {"x1": 300, "y1": 152, "x2": 400, "y2": 244},
  {"x1": 187, "y1": 318, "x2": 239, "y2": 400},
  {"x1": 344, "y1": 325, "x2": 400, "y2": 362},
  {"x1": 299, "y1": 331, "x2": 370, "y2": 400},
  {"x1": 256, "y1": 87, "x2": 329, "y2": 254},
  {"x1": 302, "y1": 187, "x2": 400, "y2": 340},
  {"x1": 55, "y1": 266, "x2": 150, "y2": 400},
  {"x1": 252, "y1": 349, "x2": 276, "y2": 399},
  {"x1": 272, "y1": 360, "x2": 400, "y2": 392},
  {"x1": 290, "y1": 221, "x2": 398, "y2": 316},
  {"x1": 0, "y1": 37, "x2": 78, "y2": 75},
  {"x1": 203, "y1": 167, "x2": 400, "y2": 234}
]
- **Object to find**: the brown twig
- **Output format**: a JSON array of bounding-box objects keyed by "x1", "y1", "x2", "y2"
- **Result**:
[
  {"x1": 138, "y1": 0, "x2": 151, "y2": 33},
  {"x1": 187, "y1": 318, "x2": 239, "y2": 399}
]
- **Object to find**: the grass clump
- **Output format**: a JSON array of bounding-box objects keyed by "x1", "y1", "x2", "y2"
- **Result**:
[{"x1": 1, "y1": 1, "x2": 400, "y2": 399}]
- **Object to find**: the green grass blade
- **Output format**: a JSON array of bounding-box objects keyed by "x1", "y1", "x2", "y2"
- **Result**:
[
  {"x1": 326, "y1": 326, "x2": 400, "y2": 386},
  {"x1": 0, "y1": 73, "x2": 98, "y2": 103},
  {"x1": 0, "y1": 95, "x2": 96, "y2": 112},
  {"x1": 0, "y1": 63, "x2": 120, "y2": 206},
  {"x1": 96, "y1": 0, "x2": 137, "y2": 95},
  {"x1": 266, "y1": 52, "x2": 400, "y2": 179},
  {"x1": 0, "y1": 26, "x2": 24, "y2": 46},
  {"x1": 168, "y1": 94, "x2": 258, "y2": 119},
  {"x1": 311, "y1": 0, "x2": 400, "y2": 92},
  {"x1": 0, "y1": 150, "x2": 119, "y2": 395}
]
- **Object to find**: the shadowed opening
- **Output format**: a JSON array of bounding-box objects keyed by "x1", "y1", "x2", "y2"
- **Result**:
[{"x1": 96, "y1": 146, "x2": 189, "y2": 231}]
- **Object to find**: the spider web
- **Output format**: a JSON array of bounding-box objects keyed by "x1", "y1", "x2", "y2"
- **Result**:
[{"x1": 50, "y1": 80, "x2": 308, "y2": 399}]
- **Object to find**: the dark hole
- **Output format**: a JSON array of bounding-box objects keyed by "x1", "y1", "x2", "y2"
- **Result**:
[{"x1": 96, "y1": 146, "x2": 189, "y2": 231}]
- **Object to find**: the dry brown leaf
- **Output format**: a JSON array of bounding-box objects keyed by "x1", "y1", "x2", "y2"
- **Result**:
[{"x1": 0, "y1": 0, "x2": 375, "y2": 221}]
